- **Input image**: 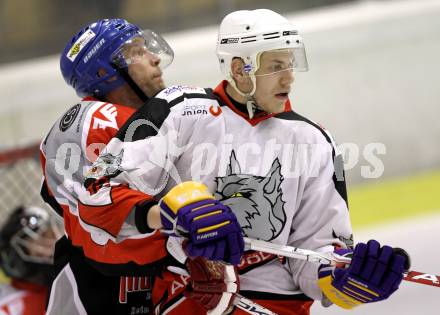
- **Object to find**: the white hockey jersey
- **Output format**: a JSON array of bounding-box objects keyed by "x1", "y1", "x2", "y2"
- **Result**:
[{"x1": 82, "y1": 81, "x2": 353, "y2": 301}]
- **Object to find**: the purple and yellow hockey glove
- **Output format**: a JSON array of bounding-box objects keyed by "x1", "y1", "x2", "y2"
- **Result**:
[
  {"x1": 318, "y1": 240, "x2": 405, "y2": 309},
  {"x1": 159, "y1": 181, "x2": 244, "y2": 265}
]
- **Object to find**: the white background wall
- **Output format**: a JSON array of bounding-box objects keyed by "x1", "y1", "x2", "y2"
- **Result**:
[{"x1": 1, "y1": 0, "x2": 439, "y2": 184}]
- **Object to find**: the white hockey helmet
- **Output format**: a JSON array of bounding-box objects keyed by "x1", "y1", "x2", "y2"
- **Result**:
[{"x1": 216, "y1": 9, "x2": 308, "y2": 80}]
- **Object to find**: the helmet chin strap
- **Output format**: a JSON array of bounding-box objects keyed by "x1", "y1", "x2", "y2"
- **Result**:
[
  {"x1": 227, "y1": 73, "x2": 259, "y2": 119},
  {"x1": 116, "y1": 66, "x2": 150, "y2": 103},
  {"x1": 121, "y1": 69, "x2": 149, "y2": 103}
]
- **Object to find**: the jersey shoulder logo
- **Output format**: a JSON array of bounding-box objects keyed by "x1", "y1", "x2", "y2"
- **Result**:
[
  {"x1": 84, "y1": 149, "x2": 124, "y2": 194},
  {"x1": 209, "y1": 105, "x2": 222, "y2": 117},
  {"x1": 92, "y1": 103, "x2": 118, "y2": 130},
  {"x1": 59, "y1": 104, "x2": 81, "y2": 132},
  {"x1": 215, "y1": 150, "x2": 287, "y2": 241}
]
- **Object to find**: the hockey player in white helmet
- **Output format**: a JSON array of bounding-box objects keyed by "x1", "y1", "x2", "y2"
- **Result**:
[
  {"x1": 216, "y1": 9, "x2": 308, "y2": 119},
  {"x1": 83, "y1": 9, "x2": 407, "y2": 315}
]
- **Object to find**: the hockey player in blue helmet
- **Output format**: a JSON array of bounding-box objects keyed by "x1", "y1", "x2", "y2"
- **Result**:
[
  {"x1": 60, "y1": 18, "x2": 174, "y2": 105},
  {"x1": 42, "y1": 18, "x2": 242, "y2": 315},
  {"x1": 42, "y1": 19, "x2": 178, "y2": 315}
]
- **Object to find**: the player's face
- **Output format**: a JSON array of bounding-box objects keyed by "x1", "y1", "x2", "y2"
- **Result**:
[
  {"x1": 253, "y1": 50, "x2": 295, "y2": 113},
  {"x1": 121, "y1": 37, "x2": 166, "y2": 97},
  {"x1": 26, "y1": 225, "x2": 59, "y2": 263}
]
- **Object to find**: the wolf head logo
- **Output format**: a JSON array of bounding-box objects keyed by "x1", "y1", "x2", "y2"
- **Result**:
[
  {"x1": 86, "y1": 149, "x2": 124, "y2": 180},
  {"x1": 215, "y1": 150, "x2": 287, "y2": 241}
]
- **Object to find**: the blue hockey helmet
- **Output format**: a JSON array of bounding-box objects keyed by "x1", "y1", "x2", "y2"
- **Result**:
[{"x1": 60, "y1": 18, "x2": 174, "y2": 99}]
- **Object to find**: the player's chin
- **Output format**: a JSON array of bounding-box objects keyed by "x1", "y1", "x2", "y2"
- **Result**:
[
  {"x1": 268, "y1": 99, "x2": 286, "y2": 113},
  {"x1": 148, "y1": 81, "x2": 165, "y2": 95},
  {"x1": 158, "y1": 80, "x2": 166, "y2": 90},
  {"x1": 154, "y1": 77, "x2": 165, "y2": 90}
]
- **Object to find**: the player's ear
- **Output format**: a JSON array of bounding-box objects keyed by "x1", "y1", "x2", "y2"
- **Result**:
[
  {"x1": 97, "y1": 68, "x2": 106, "y2": 77},
  {"x1": 230, "y1": 57, "x2": 252, "y2": 89},
  {"x1": 230, "y1": 58, "x2": 245, "y2": 81}
]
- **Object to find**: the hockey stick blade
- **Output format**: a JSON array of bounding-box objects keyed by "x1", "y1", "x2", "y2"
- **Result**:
[
  {"x1": 244, "y1": 237, "x2": 440, "y2": 288},
  {"x1": 403, "y1": 271, "x2": 440, "y2": 288},
  {"x1": 233, "y1": 294, "x2": 279, "y2": 315}
]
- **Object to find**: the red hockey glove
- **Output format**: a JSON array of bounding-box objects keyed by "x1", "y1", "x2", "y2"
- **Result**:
[{"x1": 185, "y1": 257, "x2": 239, "y2": 315}]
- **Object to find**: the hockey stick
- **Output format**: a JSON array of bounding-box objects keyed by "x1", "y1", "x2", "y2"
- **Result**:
[
  {"x1": 232, "y1": 294, "x2": 278, "y2": 315},
  {"x1": 244, "y1": 237, "x2": 440, "y2": 288}
]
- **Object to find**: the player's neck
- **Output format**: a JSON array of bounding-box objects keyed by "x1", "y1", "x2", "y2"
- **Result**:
[
  {"x1": 104, "y1": 85, "x2": 144, "y2": 108},
  {"x1": 225, "y1": 82, "x2": 248, "y2": 104}
]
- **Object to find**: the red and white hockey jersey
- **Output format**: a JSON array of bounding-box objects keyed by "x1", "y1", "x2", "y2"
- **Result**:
[
  {"x1": 40, "y1": 97, "x2": 176, "y2": 314},
  {"x1": 0, "y1": 280, "x2": 47, "y2": 315},
  {"x1": 82, "y1": 81, "x2": 353, "y2": 310},
  {"x1": 40, "y1": 97, "x2": 167, "y2": 267}
]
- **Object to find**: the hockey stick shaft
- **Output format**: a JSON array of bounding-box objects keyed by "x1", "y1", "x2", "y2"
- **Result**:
[{"x1": 244, "y1": 238, "x2": 440, "y2": 288}]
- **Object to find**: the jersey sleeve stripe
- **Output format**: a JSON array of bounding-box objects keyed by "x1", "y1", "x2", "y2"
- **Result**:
[{"x1": 78, "y1": 186, "x2": 153, "y2": 237}]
